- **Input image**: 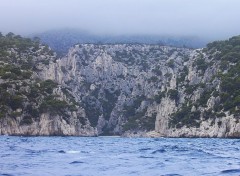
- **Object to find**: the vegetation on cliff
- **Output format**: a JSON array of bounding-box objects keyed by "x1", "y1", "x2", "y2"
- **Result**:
[
  {"x1": 0, "y1": 33, "x2": 78, "y2": 124},
  {"x1": 1, "y1": 32, "x2": 240, "y2": 137},
  {"x1": 169, "y1": 35, "x2": 240, "y2": 128}
]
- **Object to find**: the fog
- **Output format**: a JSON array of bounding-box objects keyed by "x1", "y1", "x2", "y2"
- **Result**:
[{"x1": 0, "y1": 0, "x2": 240, "y2": 40}]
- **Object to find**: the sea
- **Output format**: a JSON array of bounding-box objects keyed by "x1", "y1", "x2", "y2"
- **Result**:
[{"x1": 0, "y1": 136, "x2": 240, "y2": 176}]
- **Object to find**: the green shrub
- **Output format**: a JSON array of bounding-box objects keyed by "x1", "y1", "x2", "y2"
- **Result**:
[
  {"x1": 177, "y1": 66, "x2": 188, "y2": 84},
  {"x1": 140, "y1": 112, "x2": 157, "y2": 131},
  {"x1": 20, "y1": 116, "x2": 33, "y2": 125},
  {"x1": 152, "y1": 66, "x2": 162, "y2": 76},
  {"x1": 148, "y1": 76, "x2": 158, "y2": 83},
  {"x1": 167, "y1": 59, "x2": 174, "y2": 68},
  {"x1": 0, "y1": 111, "x2": 5, "y2": 118},
  {"x1": 185, "y1": 85, "x2": 197, "y2": 94},
  {"x1": 41, "y1": 60, "x2": 49, "y2": 65},
  {"x1": 123, "y1": 118, "x2": 139, "y2": 131},
  {"x1": 21, "y1": 71, "x2": 32, "y2": 79},
  {"x1": 101, "y1": 89, "x2": 119, "y2": 120},
  {"x1": 123, "y1": 108, "x2": 147, "y2": 131},
  {"x1": 1, "y1": 72, "x2": 17, "y2": 80},
  {"x1": 196, "y1": 90, "x2": 211, "y2": 107},
  {"x1": 10, "y1": 67, "x2": 21, "y2": 75},
  {"x1": 40, "y1": 80, "x2": 57, "y2": 94},
  {"x1": 40, "y1": 96, "x2": 68, "y2": 115},
  {"x1": 193, "y1": 58, "x2": 208, "y2": 72},
  {"x1": 26, "y1": 105, "x2": 40, "y2": 118},
  {"x1": 10, "y1": 111, "x2": 22, "y2": 118},
  {"x1": 202, "y1": 110, "x2": 215, "y2": 120},
  {"x1": 154, "y1": 91, "x2": 165, "y2": 103},
  {"x1": 170, "y1": 105, "x2": 201, "y2": 128},
  {"x1": 168, "y1": 89, "x2": 178, "y2": 101},
  {"x1": 123, "y1": 95, "x2": 145, "y2": 117},
  {"x1": 8, "y1": 95, "x2": 23, "y2": 110},
  {"x1": 83, "y1": 100, "x2": 101, "y2": 127}
]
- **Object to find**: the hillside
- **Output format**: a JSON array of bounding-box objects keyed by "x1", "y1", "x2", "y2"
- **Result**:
[
  {"x1": 0, "y1": 32, "x2": 240, "y2": 137},
  {"x1": 0, "y1": 33, "x2": 95, "y2": 136}
]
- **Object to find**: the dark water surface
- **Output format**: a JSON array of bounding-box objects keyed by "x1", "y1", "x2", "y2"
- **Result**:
[{"x1": 0, "y1": 136, "x2": 240, "y2": 176}]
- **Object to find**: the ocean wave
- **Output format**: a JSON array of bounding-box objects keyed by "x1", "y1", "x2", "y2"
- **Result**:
[
  {"x1": 221, "y1": 169, "x2": 240, "y2": 174},
  {"x1": 58, "y1": 150, "x2": 80, "y2": 154}
]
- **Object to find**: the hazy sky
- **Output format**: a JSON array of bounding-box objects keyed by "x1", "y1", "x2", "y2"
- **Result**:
[{"x1": 0, "y1": 0, "x2": 240, "y2": 39}]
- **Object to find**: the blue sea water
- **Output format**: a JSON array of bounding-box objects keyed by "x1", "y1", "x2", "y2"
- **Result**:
[{"x1": 0, "y1": 136, "x2": 240, "y2": 176}]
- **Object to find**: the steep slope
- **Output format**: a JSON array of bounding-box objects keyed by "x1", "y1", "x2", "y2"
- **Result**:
[
  {"x1": 1, "y1": 33, "x2": 240, "y2": 137},
  {"x1": 41, "y1": 44, "x2": 191, "y2": 135},
  {"x1": 0, "y1": 33, "x2": 96, "y2": 136},
  {"x1": 161, "y1": 36, "x2": 240, "y2": 137},
  {"x1": 41, "y1": 37, "x2": 240, "y2": 137}
]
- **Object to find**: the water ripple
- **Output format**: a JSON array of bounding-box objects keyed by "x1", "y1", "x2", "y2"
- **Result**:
[
  {"x1": 221, "y1": 169, "x2": 240, "y2": 174},
  {"x1": 0, "y1": 136, "x2": 240, "y2": 176}
]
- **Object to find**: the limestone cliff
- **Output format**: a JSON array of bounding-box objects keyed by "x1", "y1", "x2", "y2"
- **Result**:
[
  {"x1": 1, "y1": 33, "x2": 240, "y2": 137},
  {"x1": 0, "y1": 34, "x2": 96, "y2": 136}
]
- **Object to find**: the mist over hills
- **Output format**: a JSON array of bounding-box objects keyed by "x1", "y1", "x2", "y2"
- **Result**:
[{"x1": 33, "y1": 29, "x2": 208, "y2": 55}]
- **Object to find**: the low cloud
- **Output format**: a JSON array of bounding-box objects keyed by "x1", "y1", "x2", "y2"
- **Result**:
[{"x1": 0, "y1": 0, "x2": 239, "y2": 40}]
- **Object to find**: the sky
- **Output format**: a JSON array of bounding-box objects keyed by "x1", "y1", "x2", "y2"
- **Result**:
[{"x1": 0, "y1": 0, "x2": 240, "y2": 40}]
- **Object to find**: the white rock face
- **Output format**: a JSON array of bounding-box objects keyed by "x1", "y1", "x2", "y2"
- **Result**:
[
  {"x1": 38, "y1": 44, "x2": 240, "y2": 137},
  {"x1": 166, "y1": 115, "x2": 240, "y2": 138},
  {"x1": 1, "y1": 43, "x2": 240, "y2": 137},
  {"x1": 0, "y1": 113, "x2": 96, "y2": 136},
  {"x1": 155, "y1": 97, "x2": 177, "y2": 135}
]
